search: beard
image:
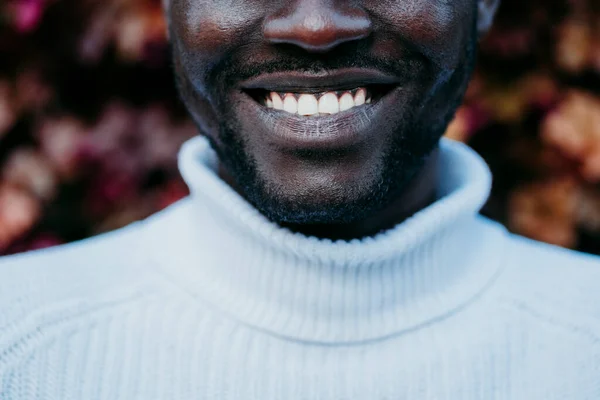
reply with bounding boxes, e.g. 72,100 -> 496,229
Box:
174,25 -> 478,226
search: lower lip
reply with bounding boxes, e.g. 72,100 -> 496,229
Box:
235,88 -> 401,151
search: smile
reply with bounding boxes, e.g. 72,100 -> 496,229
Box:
236,68 -> 406,150
262,88 -> 372,116
241,69 -> 399,119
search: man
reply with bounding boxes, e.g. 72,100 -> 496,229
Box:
1,0 -> 599,398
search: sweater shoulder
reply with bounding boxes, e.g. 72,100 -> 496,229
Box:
504,229 -> 600,275
0,221 -> 139,297
0,200 -> 193,378
0,222 -> 147,336
0,201 -> 191,364
0,199 -> 190,313
491,224 -> 600,331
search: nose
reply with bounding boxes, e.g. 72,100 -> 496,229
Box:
263,0 -> 372,52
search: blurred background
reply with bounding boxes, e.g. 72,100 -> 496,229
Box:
0,0 -> 599,255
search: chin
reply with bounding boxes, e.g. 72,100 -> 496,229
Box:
247,181 -> 386,225
208,112 -> 435,226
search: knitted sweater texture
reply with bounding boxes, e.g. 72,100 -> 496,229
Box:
0,136 -> 599,399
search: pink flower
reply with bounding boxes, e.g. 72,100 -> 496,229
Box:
27,233 -> 63,251
157,180 -> 189,210
2,148 -> 57,201
12,0 -> 49,33
0,81 -> 16,139
85,169 -> 139,217
508,178 -> 580,249
0,184 -> 41,252
36,116 -> 87,180
542,91 -> 600,182
555,19 -> 593,74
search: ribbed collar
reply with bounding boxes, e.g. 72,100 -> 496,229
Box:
153,135 -> 504,344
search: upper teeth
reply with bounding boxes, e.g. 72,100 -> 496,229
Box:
265,88 -> 372,116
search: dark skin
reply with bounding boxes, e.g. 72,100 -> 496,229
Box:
166,0 -> 500,240
218,149 -> 439,239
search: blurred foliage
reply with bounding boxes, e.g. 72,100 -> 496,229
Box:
447,0 -> 600,253
0,0 -> 599,255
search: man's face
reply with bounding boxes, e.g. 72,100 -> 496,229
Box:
168,0 -> 485,224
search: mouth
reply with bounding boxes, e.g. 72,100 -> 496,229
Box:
241,69 -> 398,118
236,68 -> 405,150
247,86 -> 397,116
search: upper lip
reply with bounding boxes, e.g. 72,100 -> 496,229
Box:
239,68 -> 401,93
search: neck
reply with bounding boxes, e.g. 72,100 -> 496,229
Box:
219,148 -> 440,240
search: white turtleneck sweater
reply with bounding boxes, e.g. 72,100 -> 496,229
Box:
1,136 -> 599,400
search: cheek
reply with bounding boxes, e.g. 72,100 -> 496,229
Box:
376,0 -> 472,69
170,0 -> 261,59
